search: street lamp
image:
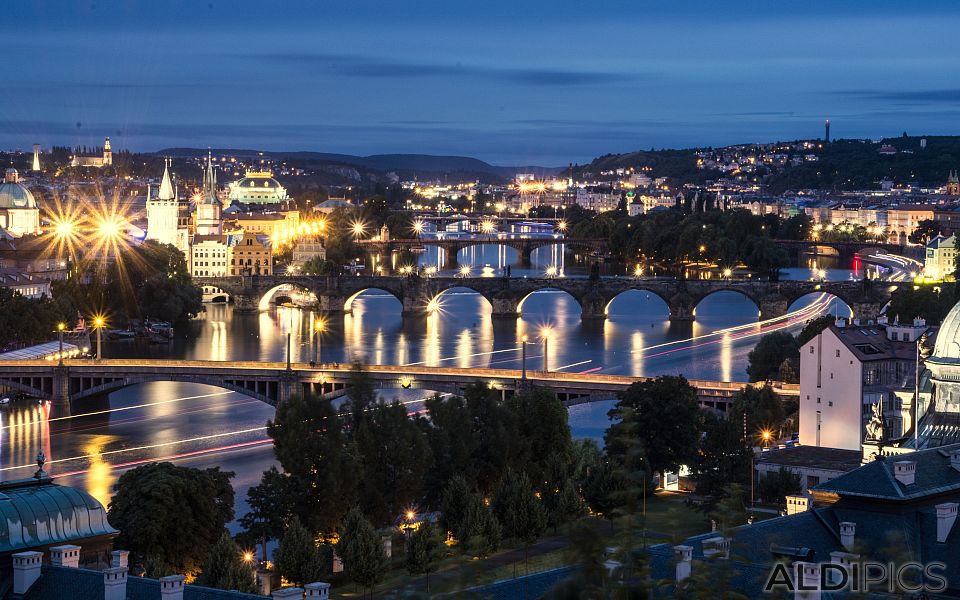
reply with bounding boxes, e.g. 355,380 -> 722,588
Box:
723,268 -> 733,279
93,315 -> 105,361
459,265 -> 471,278
313,318 -> 325,365
521,334 -> 528,380
481,220 -> 495,235
557,220 -> 568,233
57,322 -> 66,366
351,221 -> 367,239
412,219 -> 424,238
541,326 -> 552,372
761,429 -> 772,449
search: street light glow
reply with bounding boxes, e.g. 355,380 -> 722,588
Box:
313,318 -> 326,333
459,265 -> 471,277
540,326 -> 552,339
412,219 -> 424,235
351,221 -> 367,237
57,322 -> 66,332
557,220 -> 567,232
480,220 -> 495,234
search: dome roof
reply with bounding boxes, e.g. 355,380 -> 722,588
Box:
228,172 -> 288,204
237,176 -> 281,189
0,182 -> 37,209
931,300 -> 960,364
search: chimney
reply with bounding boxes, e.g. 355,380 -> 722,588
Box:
111,549 -> 129,568
256,569 -> 273,596
674,545 -> 693,582
893,460 -> 916,485
160,574 -> 185,600
786,495 -> 810,515
103,566 -> 128,600
852,318 -> 861,327
273,588 -> 304,600
794,562 -> 821,600
835,318 -> 847,329
936,503 -> 959,543
839,522 -> 856,551
49,545 -> 80,568
877,315 -> 888,325
950,449 -> 960,472
914,317 -> 926,328
305,582 -> 331,599
829,551 -> 859,585
12,551 -> 42,595
332,551 -> 343,573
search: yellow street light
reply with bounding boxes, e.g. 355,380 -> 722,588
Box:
722,268 -> 732,278
459,265 -> 471,277
412,219 -> 424,235
545,266 -> 557,278
243,551 -> 254,563
351,221 -> 367,238
406,510 -> 416,521
480,220 -> 495,234
557,220 -> 568,232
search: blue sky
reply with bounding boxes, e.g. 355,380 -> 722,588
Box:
3,1 -> 959,165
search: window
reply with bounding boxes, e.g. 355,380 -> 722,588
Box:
810,346 -> 814,354
807,475 -> 820,488
828,401 -> 833,407
836,349 -> 841,357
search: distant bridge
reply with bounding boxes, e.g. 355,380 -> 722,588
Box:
195,274 -> 895,322
770,239 -> 909,257
355,236 -> 607,267
0,359 -> 799,416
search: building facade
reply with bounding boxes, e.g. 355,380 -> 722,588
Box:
227,170 -> 288,204
70,137 -> 112,168
229,233 -> 272,275
0,169 -> 40,237
926,233 -> 956,280
145,159 -> 180,248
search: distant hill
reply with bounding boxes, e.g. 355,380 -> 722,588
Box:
156,148 -> 562,180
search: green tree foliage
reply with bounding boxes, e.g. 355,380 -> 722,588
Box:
440,477 -> 502,557
267,394 -> 359,534
354,400 -> 433,527
746,331 -> 799,382
238,467 -> 295,560
301,256 -> 334,275
689,413 -> 753,505
505,386 -> 572,484
728,385 -> 787,440
107,462 -> 235,577
757,467 -> 802,506
887,284 -> 957,325
404,521 -> 443,590
908,218 -> 942,245
796,315 -> 835,347
197,532 -> 258,594
274,516 -> 325,587
492,470 -> 546,545
336,507 -> 389,593
582,457 -> 624,526
540,455 -> 584,532
606,376 -> 702,486
0,288 -> 74,347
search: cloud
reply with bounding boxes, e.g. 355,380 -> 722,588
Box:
259,52 -> 639,86
837,89 -> 960,103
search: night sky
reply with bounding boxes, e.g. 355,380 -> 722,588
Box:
4,1 -> 959,165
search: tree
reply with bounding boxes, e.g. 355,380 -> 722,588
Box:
505,386 -> 572,485
238,467 -> 296,562
197,532 -> 258,594
354,401 -> 432,527
728,385 -> 787,440
405,521 -> 443,591
689,413 -> 753,505
336,507 -> 389,595
746,331 -> 799,382
605,376 -> 702,487
493,470 -> 546,546
582,457 -> 624,527
887,285 -> 957,325
420,394 -> 478,505
459,493 -> 502,558
274,516 -> 325,587
267,393 -> 359,535
796,314 -> 835,346
540,455 -> 584,533
757,467 -> 802,506
909,219 -> 941,245
107,462 -> 235,577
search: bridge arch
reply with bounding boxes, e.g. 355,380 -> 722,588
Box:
604,288 -> 672,318
787,291 -> 853,320
517,287 -> 583,317
344,287 -> 404,313
428,285 -> 495,315
693,289 -> 762,321
258,283 -> 318,311
72,375 -> 278,405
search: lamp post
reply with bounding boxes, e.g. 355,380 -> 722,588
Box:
521,335 -> 528,380
93,316 -> 105,361
286,332 -> 292,371
313,318 -> 325,365
57,322 -> 66,366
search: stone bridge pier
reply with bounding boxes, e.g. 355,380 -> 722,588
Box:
443,246 -> 459,269
759,295 -> 790,322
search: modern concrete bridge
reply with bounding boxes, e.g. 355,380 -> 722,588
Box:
195,274 -> 894,322
0,359 -> 798,416
355,236 -> 607,268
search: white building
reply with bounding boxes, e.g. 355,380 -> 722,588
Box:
146,159 -> 180,248
799,318 -> 926,452
0,169 -> 40,237
925,234 -> 956,280
228,171 -> 288,204
190,235 -> 231,302
575,188 -> 619,212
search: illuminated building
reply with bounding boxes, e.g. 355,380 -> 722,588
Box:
145,159 -> 180,247
0,169 -> 40,237
925,234 -> 957,280
223,210 -> 300,249
31,144 -> 41,172
69,136 -> 112,167
227,170 -> 288,204
195,152 -> 222,236
947,170 -> 960,196
292,235 -> 326,269
229,232 -> 272,275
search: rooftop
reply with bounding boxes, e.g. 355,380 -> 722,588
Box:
755,445 -> 862,473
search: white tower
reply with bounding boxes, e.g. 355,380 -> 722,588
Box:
103,137 -> 112,166
146,159 -> 180,246
196,151 -> 222,236
31,145 -> 41,172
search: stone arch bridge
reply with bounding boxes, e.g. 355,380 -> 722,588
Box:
355,236 -> 607,268
0,359 -> 798,416
195,274 -> 895,322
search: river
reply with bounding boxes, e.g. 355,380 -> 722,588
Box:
0,246 -> 883,523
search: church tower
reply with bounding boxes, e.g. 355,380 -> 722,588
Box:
102,137 -> 112,166
948,170 -> 960,196
31,145 -> 41,172
146,159 -> 180,246
196,152 -> 222,236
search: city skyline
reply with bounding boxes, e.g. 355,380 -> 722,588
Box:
5,1 -> 960,165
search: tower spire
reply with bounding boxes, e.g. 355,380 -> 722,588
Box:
158,158 -> 174,200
